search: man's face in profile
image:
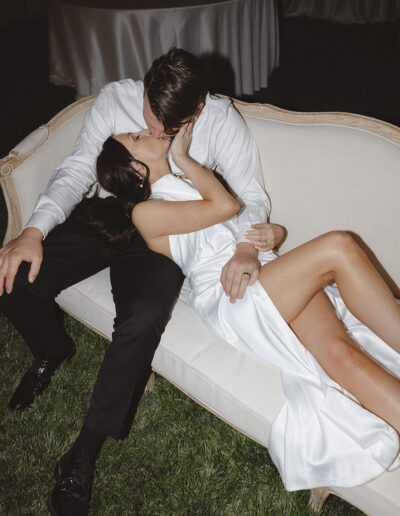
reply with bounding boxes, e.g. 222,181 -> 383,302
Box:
143,93 -> 198,140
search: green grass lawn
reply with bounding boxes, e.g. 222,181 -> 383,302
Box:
0,310 -> 365,515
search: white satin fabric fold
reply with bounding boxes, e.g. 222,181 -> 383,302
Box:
152,173 -> 400,491
49,0 -> 279,98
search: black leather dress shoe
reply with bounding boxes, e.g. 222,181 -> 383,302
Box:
48,450 -> 94,516
8,341 -> 75,411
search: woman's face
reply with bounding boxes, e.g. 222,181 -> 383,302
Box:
113,130 -> 170,167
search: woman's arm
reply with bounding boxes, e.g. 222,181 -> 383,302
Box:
132,122 -> 240,242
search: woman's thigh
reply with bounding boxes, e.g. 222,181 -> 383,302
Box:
288,290 -> 398,407
258,241 -> 357,381
289,290 -> 355,362
258,234 -> 339,323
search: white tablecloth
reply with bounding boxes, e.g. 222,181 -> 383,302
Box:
49,0 -> 280,99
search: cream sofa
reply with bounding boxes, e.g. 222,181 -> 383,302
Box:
1,96 -> 400,515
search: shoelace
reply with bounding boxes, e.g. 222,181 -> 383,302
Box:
32,359 -> 51,376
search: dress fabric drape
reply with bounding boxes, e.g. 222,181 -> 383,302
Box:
49,0 -> 279,98
152,173 -> 400,491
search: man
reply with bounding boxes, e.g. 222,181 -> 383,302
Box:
0,48 -> 283,515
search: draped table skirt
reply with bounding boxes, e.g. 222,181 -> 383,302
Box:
49,0 -> 280,98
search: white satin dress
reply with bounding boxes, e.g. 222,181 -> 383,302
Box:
151,173 -> 400,491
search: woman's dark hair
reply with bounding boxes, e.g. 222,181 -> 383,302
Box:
144,47 -> 207,134
75,136 -> 151,246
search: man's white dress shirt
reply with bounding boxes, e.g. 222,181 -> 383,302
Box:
27,80 -> 270,242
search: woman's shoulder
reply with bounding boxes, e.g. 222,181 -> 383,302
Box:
132,198 -> 164,218
132,198 -> 178,241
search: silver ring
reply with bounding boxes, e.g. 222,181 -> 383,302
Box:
242,271 -> 251,277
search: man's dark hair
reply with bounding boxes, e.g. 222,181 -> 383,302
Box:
144,47 -> 207,134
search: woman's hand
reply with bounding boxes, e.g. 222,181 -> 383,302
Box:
170,120 -> 194,169
245,222 -> 286,252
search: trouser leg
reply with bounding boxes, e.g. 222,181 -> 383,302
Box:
0,218 -> 113,359
84,233 -> 184,439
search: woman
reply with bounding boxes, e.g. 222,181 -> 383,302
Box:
78,123 -> 400,490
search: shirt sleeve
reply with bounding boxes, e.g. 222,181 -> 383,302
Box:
212,102 -> 270,243
25,86 -> 115,238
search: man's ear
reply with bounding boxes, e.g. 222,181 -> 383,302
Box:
194,102 -> 204,117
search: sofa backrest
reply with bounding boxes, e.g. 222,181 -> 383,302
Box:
1,96 -> 399,294
237,102 -> 400,296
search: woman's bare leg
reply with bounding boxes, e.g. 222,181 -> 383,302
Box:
258,231 -> 400,432
259,231 -> 400,353
291,291 -> 400,433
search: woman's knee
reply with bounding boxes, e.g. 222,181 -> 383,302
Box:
319,231 -> 361,265
323,230 -> 355,250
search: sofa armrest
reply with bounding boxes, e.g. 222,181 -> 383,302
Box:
0,95 -> 96,245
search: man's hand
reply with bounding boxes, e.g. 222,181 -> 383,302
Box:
245,222 -> 286,252
0,227 -> 44,295
220,242 -> 261,303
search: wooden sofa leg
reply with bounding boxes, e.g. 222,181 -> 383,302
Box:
145,371 -> 156,392
308,487 -> 331,513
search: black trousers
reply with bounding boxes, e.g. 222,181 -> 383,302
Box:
0,215 -> 184,439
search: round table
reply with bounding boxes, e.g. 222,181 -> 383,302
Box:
49,0 -> 280,98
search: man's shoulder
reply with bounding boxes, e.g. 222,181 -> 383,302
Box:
203,94 -> 244,125
201,94 -> 244,133
204,93 -> 232,116
100,79 -> 144,99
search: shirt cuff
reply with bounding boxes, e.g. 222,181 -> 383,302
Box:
24,212 -> 58,239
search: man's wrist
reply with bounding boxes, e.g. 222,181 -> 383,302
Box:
22,227 -> 44,241
235,241 -> 258,257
